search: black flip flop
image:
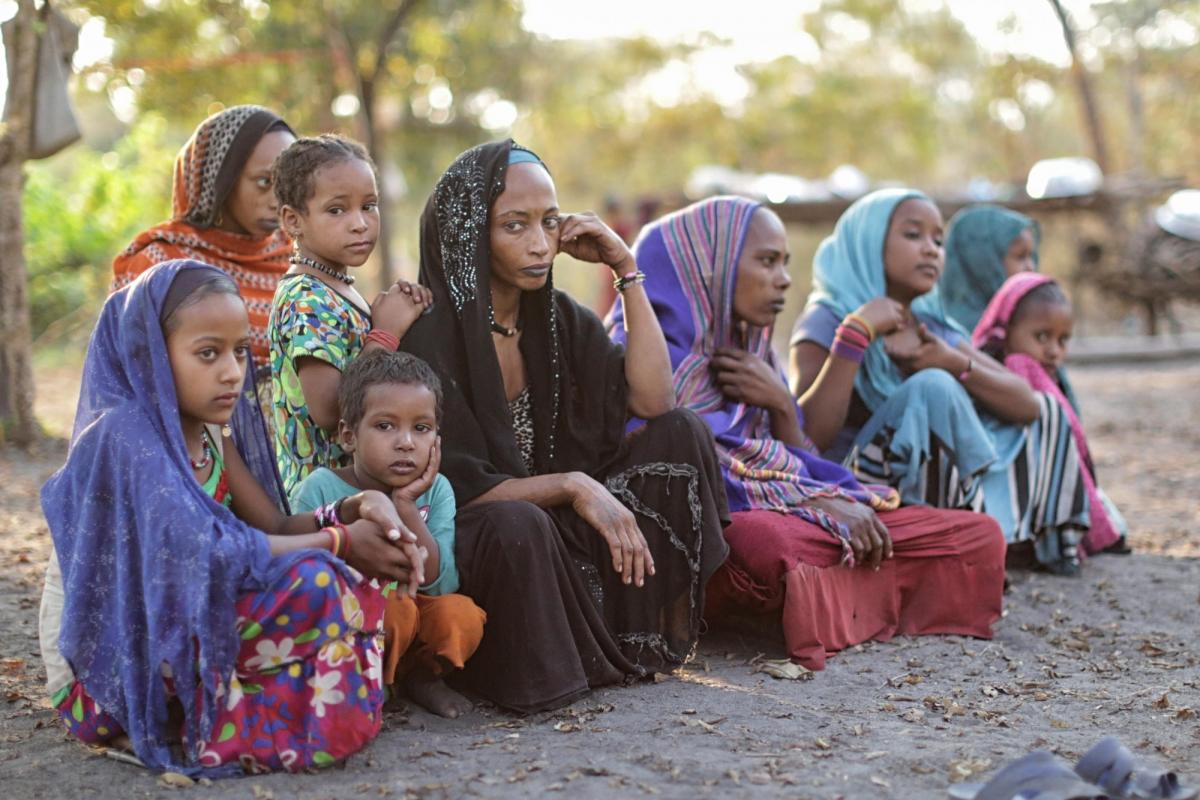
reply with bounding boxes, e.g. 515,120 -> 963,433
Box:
1076,737 -> 1196,799
948,751 -> 1109,799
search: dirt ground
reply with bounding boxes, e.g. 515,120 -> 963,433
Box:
1,360 -> 1197,799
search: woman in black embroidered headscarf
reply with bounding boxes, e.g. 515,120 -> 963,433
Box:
401,140 -> 729,713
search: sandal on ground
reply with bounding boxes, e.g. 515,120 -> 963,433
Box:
948,751 -> 1109,799
1043,558 -> 1082,577
1075,737 -> 1197,799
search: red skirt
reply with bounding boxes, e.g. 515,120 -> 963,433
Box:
706,507 -> 1005,669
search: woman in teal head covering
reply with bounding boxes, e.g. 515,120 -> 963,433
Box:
941,204 -> 1085,416
789,189 -> 1092,574
941,205 -> 1040,332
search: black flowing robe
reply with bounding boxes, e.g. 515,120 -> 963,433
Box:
401,139 -> 728,712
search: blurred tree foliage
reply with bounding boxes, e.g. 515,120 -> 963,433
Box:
24,114 -> 174,339
22,0 -> 1200,331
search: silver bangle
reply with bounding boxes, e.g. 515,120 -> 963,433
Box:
613,271 -> 646,292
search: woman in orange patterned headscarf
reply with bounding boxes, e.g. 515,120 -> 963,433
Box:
112,105 -> 295,366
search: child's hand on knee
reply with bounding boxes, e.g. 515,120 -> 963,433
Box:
396,542 -> 427,597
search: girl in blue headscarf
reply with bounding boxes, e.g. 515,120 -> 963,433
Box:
942,203 -> 1093,479
789,190 -> 1091,574
39,260 -> 424,776
941,204 -> 1040,333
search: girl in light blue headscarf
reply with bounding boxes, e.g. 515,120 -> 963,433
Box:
789,189 -> 1091,574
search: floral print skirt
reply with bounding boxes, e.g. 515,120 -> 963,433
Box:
53,555 -> 387,773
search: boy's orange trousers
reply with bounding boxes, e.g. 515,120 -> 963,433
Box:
381,592 -> 486,683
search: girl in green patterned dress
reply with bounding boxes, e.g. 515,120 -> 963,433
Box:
268,135 -> 432,491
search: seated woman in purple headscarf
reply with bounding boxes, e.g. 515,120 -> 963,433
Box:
39,260 -> 424,776
608,197 -> 1006,669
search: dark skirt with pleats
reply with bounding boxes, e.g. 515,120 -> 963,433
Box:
453,409 -> 729,713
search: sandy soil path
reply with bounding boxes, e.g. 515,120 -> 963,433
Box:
1,362 -> 1196,798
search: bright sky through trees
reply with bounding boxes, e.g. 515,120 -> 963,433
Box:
0,0 -> 1107,115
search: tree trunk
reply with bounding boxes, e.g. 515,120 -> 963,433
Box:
320,1 -> 418,291
1048,0 -> 1112,174
1125,50 -> 1146,177
358,75 -> 393,290
355,0 -> 418,290
0,0 -> 41,446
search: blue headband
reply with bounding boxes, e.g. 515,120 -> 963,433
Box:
508,146 -> 545,167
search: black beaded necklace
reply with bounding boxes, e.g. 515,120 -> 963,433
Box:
290,254 -> 355,286
488,303 -> 520,337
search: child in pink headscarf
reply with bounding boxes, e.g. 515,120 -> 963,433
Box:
973,272 -> 1126,555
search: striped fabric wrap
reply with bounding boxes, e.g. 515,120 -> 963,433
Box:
658,197 -> 760,420
610,196 -> 898,561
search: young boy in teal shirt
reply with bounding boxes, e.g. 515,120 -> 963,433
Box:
290,350 -> 484,718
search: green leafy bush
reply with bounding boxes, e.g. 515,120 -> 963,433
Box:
23,115 -> 176,341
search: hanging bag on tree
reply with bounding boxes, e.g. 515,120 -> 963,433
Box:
1,3 -> 81,159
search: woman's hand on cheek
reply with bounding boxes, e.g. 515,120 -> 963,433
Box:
558,213 -> 635,275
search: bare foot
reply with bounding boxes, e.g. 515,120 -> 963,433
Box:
402,667 -> 473,719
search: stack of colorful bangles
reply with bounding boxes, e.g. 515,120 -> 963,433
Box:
321,524 -> 351,559
832,312 -> 876,364
315,499 -> 350,558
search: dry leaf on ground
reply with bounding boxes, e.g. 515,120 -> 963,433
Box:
948,758 -> 993,782
157,772 -> 194,789
753,659 -> 814,680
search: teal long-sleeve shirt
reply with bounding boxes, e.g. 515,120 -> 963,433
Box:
288,468 -> 459,595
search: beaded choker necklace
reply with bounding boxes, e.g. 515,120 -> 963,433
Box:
190,431 -> 212,471
290,254 -> 355,285
489,304 -> 520,337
